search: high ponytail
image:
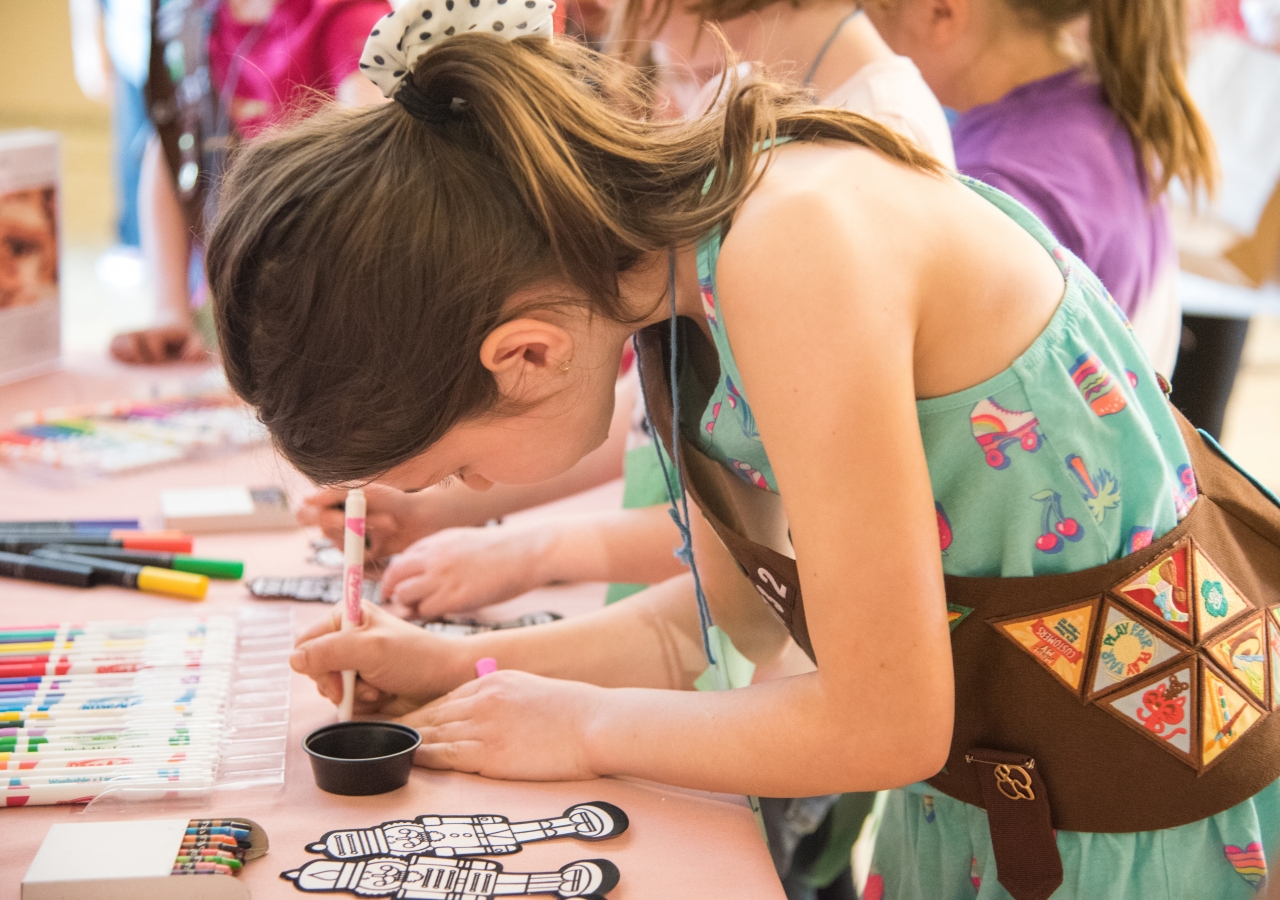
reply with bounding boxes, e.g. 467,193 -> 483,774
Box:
1010,0 -> 1217,197
206,34 -> 941,486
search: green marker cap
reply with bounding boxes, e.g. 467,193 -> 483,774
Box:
173,556 -> 244,580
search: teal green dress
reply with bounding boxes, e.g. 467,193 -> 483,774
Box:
686,175 -> 1279,899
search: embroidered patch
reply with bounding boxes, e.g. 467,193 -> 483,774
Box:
970,397 -> 1041,470
1114,542 -> 1193,638
1068,352 -> 1127,417
1269,611 -> 1280,711
947,603 -> 972,633
1224,842 -> 1268,890
1203,661 -> 1263,770
993,600 -> 1097,693
1088,601 -> 1188,698
1207,613 -> 1268,706
1098,663 -> 1196,765
1065,453 -> 1120,525
1193,548 -> 1252,638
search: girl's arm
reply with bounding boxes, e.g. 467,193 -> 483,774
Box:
110,137 -> 206,364
291,570 -> 711,708
379,504 -> 684,620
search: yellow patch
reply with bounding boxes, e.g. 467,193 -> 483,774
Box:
1203,664 -> 1263,769
1193,549 -> 1253,640
1207,614 -> 1269,706
994,600 -> 1096,693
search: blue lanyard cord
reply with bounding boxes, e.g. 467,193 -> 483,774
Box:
650,248 -> 719,667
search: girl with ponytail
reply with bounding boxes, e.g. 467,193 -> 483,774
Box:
212,7 -> 1280,900
865,0 -> 1215,376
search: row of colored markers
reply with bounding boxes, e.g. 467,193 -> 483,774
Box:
0,617 -> 235,806
173,819 -> 253,875
0,519 -> 244,601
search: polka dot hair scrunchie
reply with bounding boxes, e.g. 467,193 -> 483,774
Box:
360,0 -> 558,98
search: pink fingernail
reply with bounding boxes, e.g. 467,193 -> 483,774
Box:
475,657 -> 497,678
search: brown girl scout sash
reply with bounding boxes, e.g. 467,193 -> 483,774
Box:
636,319 -> 1280,900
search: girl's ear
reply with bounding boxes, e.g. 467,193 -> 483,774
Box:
479,317 -> 576,403
925,0 -> 966,41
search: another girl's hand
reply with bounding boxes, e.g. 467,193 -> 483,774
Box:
290,602 -> 468,714
399,670 -> 604,782
380,525 -> 550,620
297,484 -> 426,559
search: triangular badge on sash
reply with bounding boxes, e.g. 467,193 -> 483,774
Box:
1268,609 -> 1280,712
1192,547 -> 1254,641
1113,540 -> 1194,640
1202,659 -> 1264,772
1086,600 -> 1190,700
1097,662 -> 1197,767
947,603 -> 973,633
991,599 -> 1098,695
1206,612 -> 1269,707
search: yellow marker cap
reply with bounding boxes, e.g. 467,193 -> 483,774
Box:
136,566 -> 208,600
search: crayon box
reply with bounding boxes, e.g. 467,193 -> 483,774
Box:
21,817 -> 267,899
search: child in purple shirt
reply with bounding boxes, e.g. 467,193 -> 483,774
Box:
865,0 -> 1216,376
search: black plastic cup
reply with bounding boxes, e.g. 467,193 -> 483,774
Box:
304,721 -> 422,796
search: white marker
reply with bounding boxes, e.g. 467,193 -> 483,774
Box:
338,489 -> 366,722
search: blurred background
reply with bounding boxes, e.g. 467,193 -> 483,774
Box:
1,2 -> 155,355
0,0 -> 1275,489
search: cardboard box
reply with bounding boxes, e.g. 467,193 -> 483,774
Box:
0,130 -> 61,386
22,817 -> 268,900
160,485 -> 296,533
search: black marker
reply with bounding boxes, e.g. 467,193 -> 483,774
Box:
0,551 -> 93,588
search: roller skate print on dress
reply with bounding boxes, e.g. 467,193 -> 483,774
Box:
305,803 -> 629,860
281,856 -> 621,899
969,398 -> 1042,469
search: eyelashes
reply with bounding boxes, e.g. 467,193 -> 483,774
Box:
435,474 -> 460,489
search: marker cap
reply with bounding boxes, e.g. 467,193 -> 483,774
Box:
136,567 -> 208,600
120,535 -> 194,553
173,556 -> 244,580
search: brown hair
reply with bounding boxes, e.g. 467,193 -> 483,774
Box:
1007,0 -> 1216,197
206,34 -> 940,486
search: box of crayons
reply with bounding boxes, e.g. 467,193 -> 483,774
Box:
22,817 -> 266,899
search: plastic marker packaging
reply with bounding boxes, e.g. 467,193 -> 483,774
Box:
0,607 -> 293,810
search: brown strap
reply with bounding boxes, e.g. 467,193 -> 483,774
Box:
967,749 -> 1063,900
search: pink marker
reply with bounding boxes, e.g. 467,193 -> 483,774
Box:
475,658 -> 497,678
338,489 -> 366,722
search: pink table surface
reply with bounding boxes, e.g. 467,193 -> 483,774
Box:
0,355 -> 782,899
